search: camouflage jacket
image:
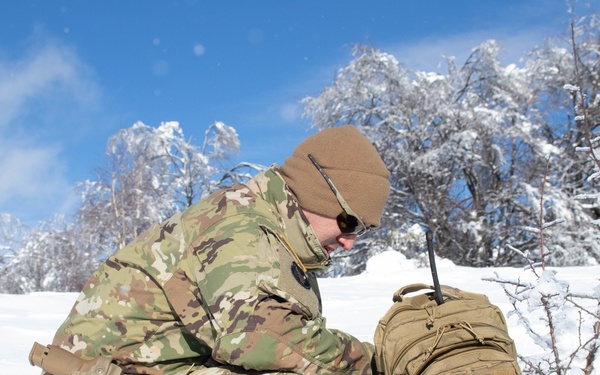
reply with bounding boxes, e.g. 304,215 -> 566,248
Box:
52,166 -> 375,374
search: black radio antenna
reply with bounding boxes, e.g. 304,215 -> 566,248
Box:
426,230 -> 444,305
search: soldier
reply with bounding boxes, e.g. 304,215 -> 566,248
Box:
42,125 -> 390,374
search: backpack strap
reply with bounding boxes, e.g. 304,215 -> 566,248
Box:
393,283 -> 464,303
393,283 -> 433,302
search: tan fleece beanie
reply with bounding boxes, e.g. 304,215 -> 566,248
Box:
280,125 -> 390,228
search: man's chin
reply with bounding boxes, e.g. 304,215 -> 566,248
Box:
324,245 -> 340,256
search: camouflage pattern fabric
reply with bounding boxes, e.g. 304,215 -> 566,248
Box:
51,166 -> 375,374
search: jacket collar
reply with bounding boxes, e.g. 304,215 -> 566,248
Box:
246,165 -> 331,270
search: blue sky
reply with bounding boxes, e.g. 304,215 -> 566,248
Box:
0,1 -> 593,226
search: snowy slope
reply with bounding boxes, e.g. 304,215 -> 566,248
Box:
1,251 -> 598,374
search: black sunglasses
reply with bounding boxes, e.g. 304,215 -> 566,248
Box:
307,154 -> 368,236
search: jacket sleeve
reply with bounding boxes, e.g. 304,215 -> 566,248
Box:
213,292 -> 375,374
186,227 -> 375,374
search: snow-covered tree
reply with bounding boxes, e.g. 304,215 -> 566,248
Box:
302,43 -> 552,267
524,12 -> 600,265
160,120 -> 242,208
0,213 -> 26,265
0,215 -> 97,293
77,121 -> 175,252
487,16 -> 600,374
0,120 -> 247,293
487,168 -> 599,374
302,10 -> 600,269
77,120 -> 241,254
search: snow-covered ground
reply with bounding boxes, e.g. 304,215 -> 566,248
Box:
1,251 -> 598,374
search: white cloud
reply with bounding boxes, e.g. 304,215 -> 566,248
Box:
0,43 -> 99,130
0,141 -> 67,201
0,137 -> 76,226
384,26 -> 554,73
0,40 -> 101,224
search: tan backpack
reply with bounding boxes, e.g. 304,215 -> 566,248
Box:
373,283 -> 522,375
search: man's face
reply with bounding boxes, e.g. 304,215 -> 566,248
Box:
302,209 -> 358,255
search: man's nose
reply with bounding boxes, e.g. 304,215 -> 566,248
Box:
337,234 -> 357,250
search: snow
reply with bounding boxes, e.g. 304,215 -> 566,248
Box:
1,252 -> 598,374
